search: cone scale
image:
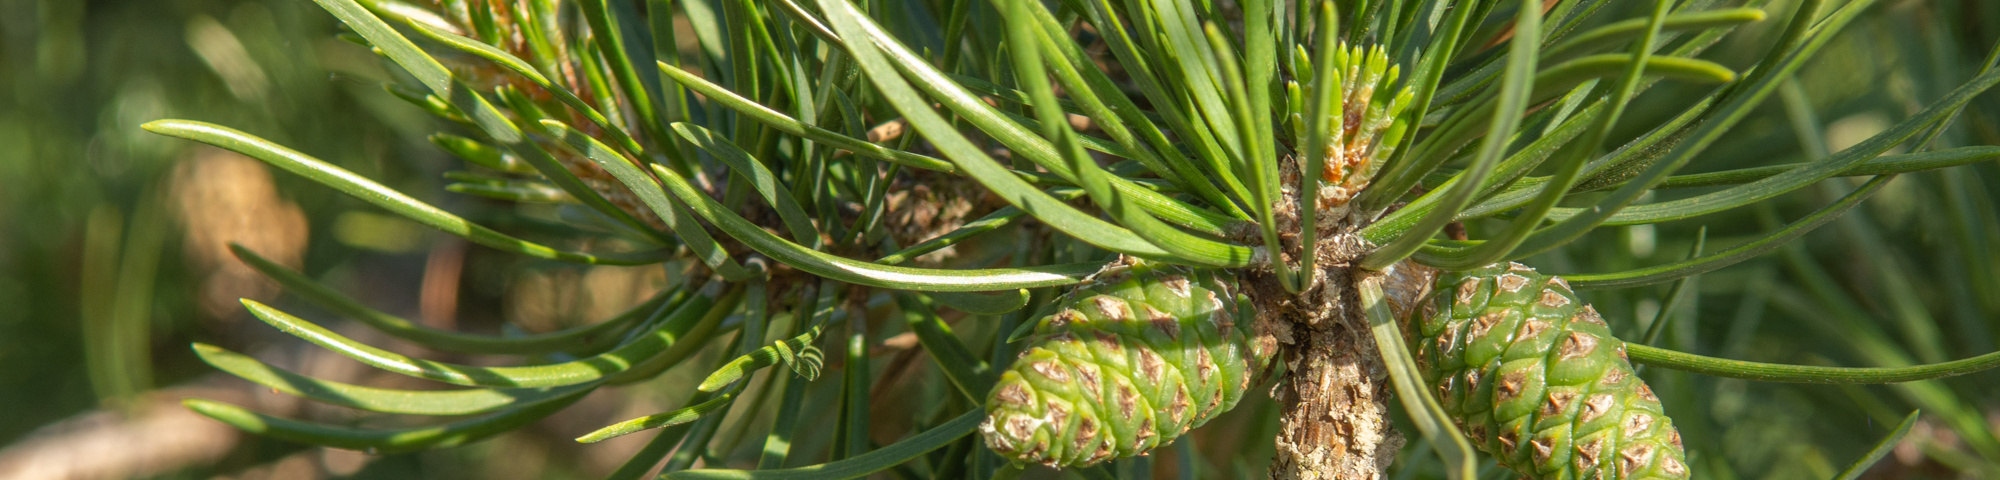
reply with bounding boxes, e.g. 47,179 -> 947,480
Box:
1413,263 -> 1689,479
981,259 -> 1272,468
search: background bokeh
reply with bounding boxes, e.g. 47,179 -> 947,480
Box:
0,0 -> 637,477
3,0 -> 2000,479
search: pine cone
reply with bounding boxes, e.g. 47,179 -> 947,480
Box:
1412,262 -> 1688,479
981,259 -> 1272,467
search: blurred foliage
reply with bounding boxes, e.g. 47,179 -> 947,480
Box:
1495,2 -> 2000,478
0,0 -> 447,467
0,1 -> 695,477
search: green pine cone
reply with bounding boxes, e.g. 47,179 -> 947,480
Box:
981,259 -> 1271,467
1413,263 -> 1688,479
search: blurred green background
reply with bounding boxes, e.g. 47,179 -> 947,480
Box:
0,0 -> 524,477
0,0 -> 702,475
4,0 -> 2000,479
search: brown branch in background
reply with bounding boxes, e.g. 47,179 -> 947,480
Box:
1480,0 -> 1564,50
0,382 -> 254,480
866,119 -> 908,144
420,238 -> 467,329
171,146 -> 309,323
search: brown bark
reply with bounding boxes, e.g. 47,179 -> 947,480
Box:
1245,232 -> 1405,480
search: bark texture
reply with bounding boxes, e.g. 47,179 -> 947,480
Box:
1247,233 -> 1404,480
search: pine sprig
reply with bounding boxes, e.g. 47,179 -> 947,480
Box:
138,0 -> 2000,478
